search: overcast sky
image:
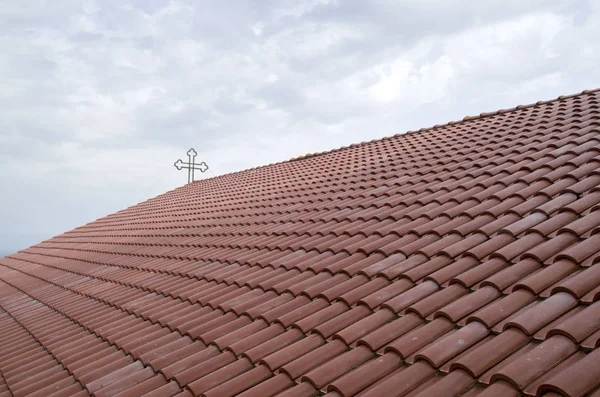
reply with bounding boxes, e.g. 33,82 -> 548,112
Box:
1,0 -> 599,255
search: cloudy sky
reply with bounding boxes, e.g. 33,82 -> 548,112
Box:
1,0 -> 599,255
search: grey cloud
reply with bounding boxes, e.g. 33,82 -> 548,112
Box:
1,0 -> 599,254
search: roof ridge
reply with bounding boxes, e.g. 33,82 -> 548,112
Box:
192,87 -> 600,184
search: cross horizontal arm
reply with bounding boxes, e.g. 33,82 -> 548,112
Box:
174,159 -> 209,172
177,164 -> 209,170
175,162 -> 206,167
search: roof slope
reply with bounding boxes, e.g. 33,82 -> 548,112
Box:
2,89 -> 600,397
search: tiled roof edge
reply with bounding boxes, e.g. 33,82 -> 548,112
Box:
194,87 -> 600,182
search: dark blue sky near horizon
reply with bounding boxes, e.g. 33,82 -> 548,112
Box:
1,0 -> 599,255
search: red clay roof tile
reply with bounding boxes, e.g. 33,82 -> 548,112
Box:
536,347 -> 600,397
491,335 -> 578,390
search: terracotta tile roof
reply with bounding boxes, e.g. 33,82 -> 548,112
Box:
2,88 -> 600,397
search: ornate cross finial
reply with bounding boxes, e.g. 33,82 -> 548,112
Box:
174,148 -> 209,184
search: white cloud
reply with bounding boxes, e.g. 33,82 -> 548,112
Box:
443,12 -> 569,80
273,0 -> 339,20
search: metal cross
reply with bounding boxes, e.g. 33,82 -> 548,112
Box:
174,148 -> 209,184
